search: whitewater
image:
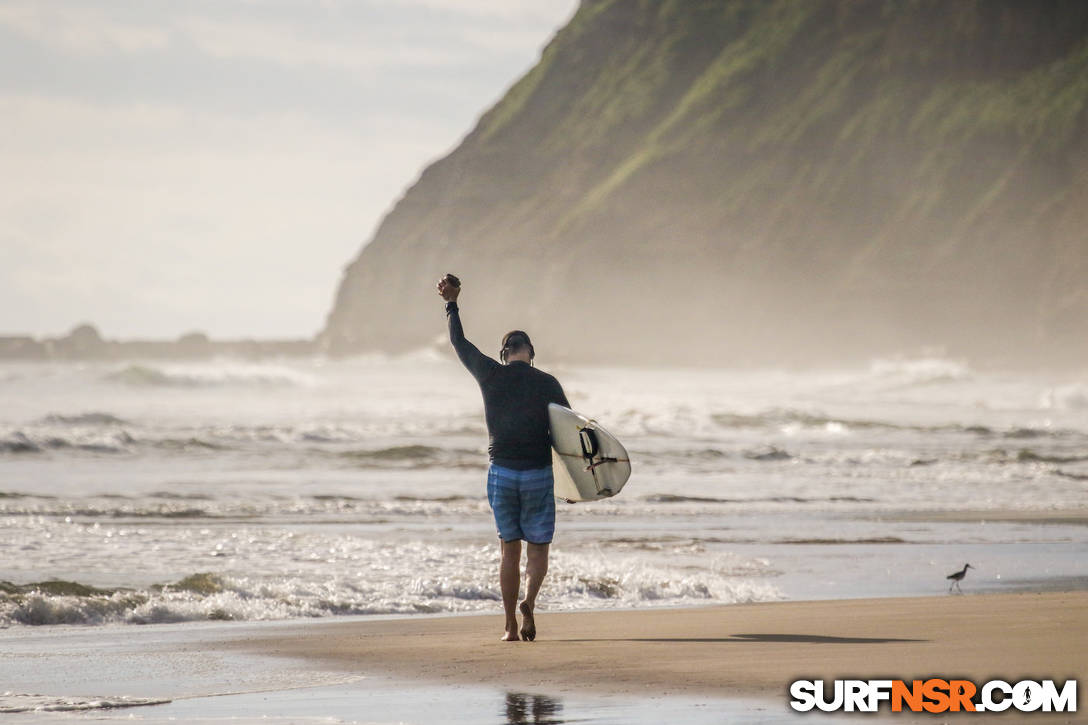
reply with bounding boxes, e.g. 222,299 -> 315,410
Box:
1,353 -> 1085,627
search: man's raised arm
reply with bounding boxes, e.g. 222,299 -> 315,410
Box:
437,274 -> 497,382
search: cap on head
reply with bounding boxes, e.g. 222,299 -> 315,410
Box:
500,330 -> 534,363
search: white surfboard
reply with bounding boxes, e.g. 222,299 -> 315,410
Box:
549,404 -> 631,503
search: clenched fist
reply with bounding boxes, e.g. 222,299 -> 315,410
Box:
437,273 -> 461,302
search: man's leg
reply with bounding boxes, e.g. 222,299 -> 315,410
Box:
519,542 -> 549,641
500,539 -> 522,641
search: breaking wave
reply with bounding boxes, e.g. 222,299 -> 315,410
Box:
104,363 -> 316,388
1012,449 -> 1088,465
643,494 -> 875,505
0,693 -> 169,714
0,547 -> 782,627
743,445 -> 792,461
867,356 -> 971,385
0,424 -> 486,469
37,411 -> 129,426
1040,383 -> 1088,411
709,408 -> 1081,440
0,493 -> 491,520
337,444 -> 484,469
0,429 -> 135,455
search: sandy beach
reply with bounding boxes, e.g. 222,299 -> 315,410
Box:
2,591 -> 1082,723
227,592 -> 1086,717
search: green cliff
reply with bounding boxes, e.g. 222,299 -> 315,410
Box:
322,0 -> 1088,366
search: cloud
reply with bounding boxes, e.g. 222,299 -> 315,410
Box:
174,3 -> 569,74
175,14 -> 472,74
0,0 -> 575,123
368,0 -> 576,24
0,0 -> 579,337
0,94 -> 452,338
0,2 -> 169,55
0,0 -> 573,70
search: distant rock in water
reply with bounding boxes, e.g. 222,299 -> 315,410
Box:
321,0 -> 1088,367
55,324 -> 107,358
0,324 -> 314,361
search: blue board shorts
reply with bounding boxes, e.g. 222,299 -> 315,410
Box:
486,463 -> 555,544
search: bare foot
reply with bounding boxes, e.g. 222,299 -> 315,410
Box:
501,630 -> 520,642
519,601 -> 536,642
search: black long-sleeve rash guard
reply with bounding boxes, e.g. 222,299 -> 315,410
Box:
446,300 -> 569,470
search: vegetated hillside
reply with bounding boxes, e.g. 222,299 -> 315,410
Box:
322,0 -> 1088,367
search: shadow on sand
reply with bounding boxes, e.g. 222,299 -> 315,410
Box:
559,633 -> 925,644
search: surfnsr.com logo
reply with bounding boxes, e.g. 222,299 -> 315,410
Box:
789,679 -> 1077,713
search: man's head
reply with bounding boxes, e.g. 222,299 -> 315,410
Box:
500,330 -> 534,364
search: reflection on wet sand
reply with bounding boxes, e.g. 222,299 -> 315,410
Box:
504,692 -> 564,724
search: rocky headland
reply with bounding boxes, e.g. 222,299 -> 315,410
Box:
321,0 -> 1088,367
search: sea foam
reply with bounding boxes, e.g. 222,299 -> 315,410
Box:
1041,383 -> 1088,411
0,545 -> 783,627
0,693 -> 169,714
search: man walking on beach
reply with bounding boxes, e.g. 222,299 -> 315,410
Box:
437,274 -> 569,642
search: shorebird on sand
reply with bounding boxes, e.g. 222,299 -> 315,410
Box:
947,563 -> 972,593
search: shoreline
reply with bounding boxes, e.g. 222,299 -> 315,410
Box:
223,591 -> 1087,707
1,591 -> 1083,722
880,508 -> 1088,526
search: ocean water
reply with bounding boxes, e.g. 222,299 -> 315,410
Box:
1,353 -> 1085,628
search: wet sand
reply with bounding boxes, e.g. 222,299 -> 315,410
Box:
228,592 -> 1086,709
1,593 -> 1082,722
884,508 -> 1088,526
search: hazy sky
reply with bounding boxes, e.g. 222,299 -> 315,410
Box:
1,0 -> 577,339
